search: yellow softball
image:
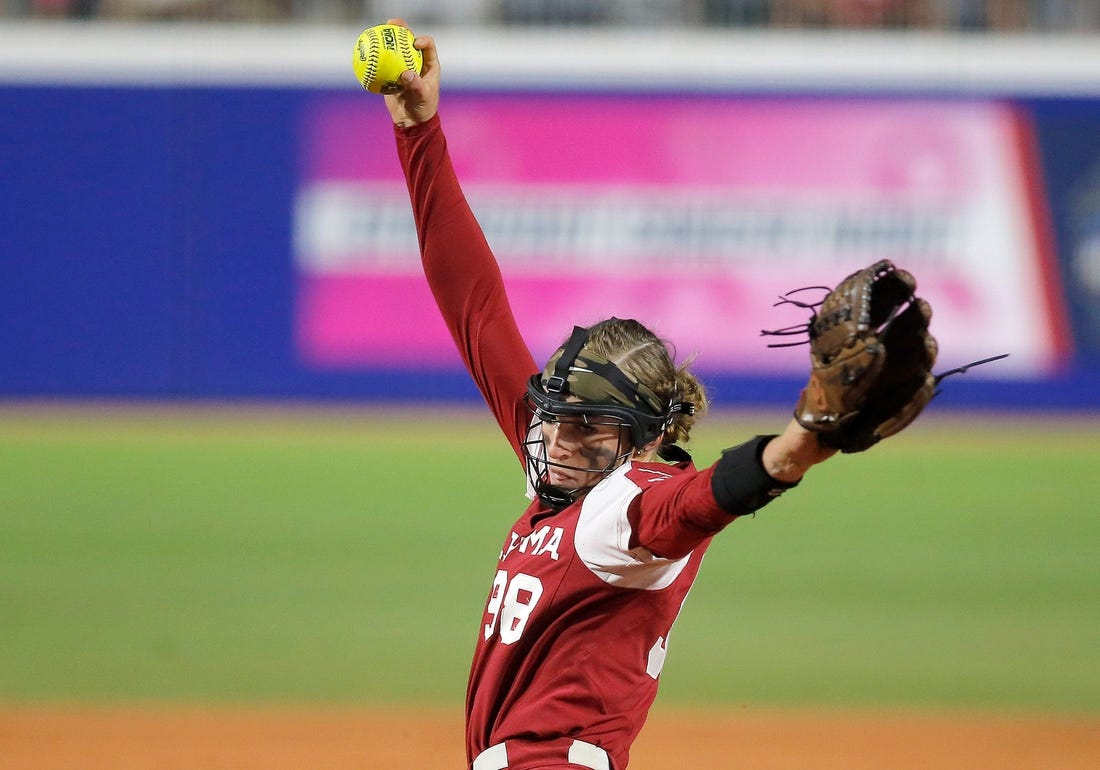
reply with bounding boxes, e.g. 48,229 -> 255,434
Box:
352,24 -> 423,95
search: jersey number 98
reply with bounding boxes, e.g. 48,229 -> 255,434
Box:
484,570 -> 544,645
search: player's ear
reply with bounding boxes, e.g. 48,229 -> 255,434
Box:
634,435 -> 663,459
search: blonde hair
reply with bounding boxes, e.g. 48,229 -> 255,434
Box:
584,318 -> 708,447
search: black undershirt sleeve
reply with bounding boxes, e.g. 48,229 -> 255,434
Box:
709,435 -> 800,516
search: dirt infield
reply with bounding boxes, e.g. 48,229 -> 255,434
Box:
2,706 -> 1098,769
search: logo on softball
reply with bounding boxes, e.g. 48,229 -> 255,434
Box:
381,26 -> 397,51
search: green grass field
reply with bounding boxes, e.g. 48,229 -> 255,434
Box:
2,404 -> 1098,714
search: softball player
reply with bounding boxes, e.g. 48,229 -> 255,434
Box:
382,23 -> 837,770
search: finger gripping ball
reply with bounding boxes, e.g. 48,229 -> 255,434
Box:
353,24 -> 423,95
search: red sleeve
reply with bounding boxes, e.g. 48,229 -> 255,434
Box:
626,436 -> 798,558
625,465 -> 737,560
395,115 -> 536,463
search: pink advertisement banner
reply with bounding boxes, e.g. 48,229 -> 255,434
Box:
294,94 -> 1067,377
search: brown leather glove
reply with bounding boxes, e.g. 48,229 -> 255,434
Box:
792,260 -> 938,453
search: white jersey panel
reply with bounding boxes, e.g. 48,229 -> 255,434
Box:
574,463 -> 692,590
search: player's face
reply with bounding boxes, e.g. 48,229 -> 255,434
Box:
540,415 -> 630,491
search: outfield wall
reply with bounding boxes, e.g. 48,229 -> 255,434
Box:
2,22 -> 1099,408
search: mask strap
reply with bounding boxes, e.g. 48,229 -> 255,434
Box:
546,325 -> 589,395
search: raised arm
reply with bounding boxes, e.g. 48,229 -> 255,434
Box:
383,22 -> 536,461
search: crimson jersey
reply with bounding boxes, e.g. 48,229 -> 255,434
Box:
396,116 -> 771,770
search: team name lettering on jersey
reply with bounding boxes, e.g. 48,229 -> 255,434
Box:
500,525 -> 564,562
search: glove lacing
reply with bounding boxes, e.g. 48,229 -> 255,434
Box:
931,353 -> 1010,397
759,286 -> 831,348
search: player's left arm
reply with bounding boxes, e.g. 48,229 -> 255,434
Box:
627,430 -> 819,559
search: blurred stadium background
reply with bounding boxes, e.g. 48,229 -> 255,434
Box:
6,0 -> 1100,31
2,1 -> 1100,407
1,3 -> 1098,768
